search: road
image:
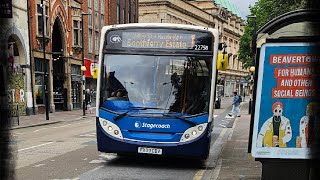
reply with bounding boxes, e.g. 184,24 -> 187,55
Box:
12,98 -> 236,180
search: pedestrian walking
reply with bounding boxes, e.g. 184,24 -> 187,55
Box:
85,89 -> 93,114
229,91 -> 241,117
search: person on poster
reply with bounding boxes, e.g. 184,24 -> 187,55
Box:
256,102 -> 292,148
298,102 -> 319,148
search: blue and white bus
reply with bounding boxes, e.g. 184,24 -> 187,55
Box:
96,23 -> 219,160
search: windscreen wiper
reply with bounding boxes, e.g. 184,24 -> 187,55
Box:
162,114 -> 197,126
113,107 -> 168,121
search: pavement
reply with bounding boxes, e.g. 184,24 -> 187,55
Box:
213,102 -> 262,180
8,108 -> 96,130
9,97 -> 262,180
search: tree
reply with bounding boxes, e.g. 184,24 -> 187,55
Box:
238,0 -> 307,68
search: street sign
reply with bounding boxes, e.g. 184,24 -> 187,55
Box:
251,42 -> 320,159
0,0 -> 12,18
217,53 -> 228,71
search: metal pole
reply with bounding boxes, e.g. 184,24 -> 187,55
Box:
248,98 -> 252,114
82,13 -> 86,116
41,0 -> 49,120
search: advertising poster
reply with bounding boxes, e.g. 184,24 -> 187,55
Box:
251,43 -> 320,159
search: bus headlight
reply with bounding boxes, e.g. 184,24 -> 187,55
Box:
114,130 -> 119,135
180,123 -> 207,143
192,130 -> 197,136
99,118 -> 123,140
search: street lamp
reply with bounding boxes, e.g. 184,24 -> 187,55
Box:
249,66 -> 255,85
249,66 -> 255,73
248,66 -> 255,114
41,0 -> 49,120
81,12 -> 90,116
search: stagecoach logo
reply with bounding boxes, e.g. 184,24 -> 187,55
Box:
110,35 -> 122,43
134,121 -> 171,129
134,121 -> 142,128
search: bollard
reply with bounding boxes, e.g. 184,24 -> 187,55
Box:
248,99 -> 252,114
83,100 -> 86,116
16,104 -> 19,125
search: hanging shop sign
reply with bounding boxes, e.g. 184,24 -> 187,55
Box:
84,60 -> 98,78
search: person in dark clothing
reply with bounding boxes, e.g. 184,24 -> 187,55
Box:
107,71 -> 127,97
85,89 -> 93,113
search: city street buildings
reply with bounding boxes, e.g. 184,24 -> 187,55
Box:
27,0 -> 138,115
82,0 -> 139,106
139,0 -> 249,97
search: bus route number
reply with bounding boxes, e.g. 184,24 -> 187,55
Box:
195,45 -> 209,51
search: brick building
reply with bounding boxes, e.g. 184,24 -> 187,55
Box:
82,0 -> 139,107
28,0 -> 139,114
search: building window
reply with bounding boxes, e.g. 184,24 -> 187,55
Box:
94,0 -> 98,11
128,0 -> 131,23
101,14 -> 105,27
88,9 -> 93,27
73,20 -> 82,46
117,0 -> 120,24
122,0 -> 126,24
94,11 -> 99,30
122,8 -> 125,24
37,4 -> 49,36
88,29 -> 93,53
34,58 -> 49,105
88,0 -> 92,8
88,1 -> 93,53
71,64 -> 81,75
101,0 -> 105,26
133,0 -> 136,22
101,0 -> 105,13
95,32 -> 99,54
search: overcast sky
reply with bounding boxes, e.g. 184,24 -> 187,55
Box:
228,0 -> 258,19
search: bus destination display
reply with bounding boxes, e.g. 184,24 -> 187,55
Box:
106,29 -> 213,52
122,32 -> 196,49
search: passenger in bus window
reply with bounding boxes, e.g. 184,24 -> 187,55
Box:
107,71 -> 126,97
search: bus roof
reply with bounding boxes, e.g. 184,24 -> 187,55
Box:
101,23 -> 218,33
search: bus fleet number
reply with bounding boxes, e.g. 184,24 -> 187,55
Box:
195,45 -> 209,51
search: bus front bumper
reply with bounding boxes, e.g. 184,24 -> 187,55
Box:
96,122 -> 212,160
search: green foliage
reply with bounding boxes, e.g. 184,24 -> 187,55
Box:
238,0 -> 307,68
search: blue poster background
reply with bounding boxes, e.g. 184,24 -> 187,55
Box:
257,45 -> 320,148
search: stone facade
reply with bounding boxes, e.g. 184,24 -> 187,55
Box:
1,0 -> 33,116
139,0 -> 250,97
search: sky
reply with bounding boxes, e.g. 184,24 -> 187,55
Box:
228,0 -> 258,19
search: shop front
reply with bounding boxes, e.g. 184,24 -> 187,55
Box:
71,64 -> 82,109
84,59 -> 97,107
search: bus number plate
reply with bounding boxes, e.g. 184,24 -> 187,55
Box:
138,147 -> 162,155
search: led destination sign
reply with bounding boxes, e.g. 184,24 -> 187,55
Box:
105,28 -> 213,52
122,32 -> 195,49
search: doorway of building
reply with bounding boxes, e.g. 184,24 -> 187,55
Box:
52,18 -> 66,111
